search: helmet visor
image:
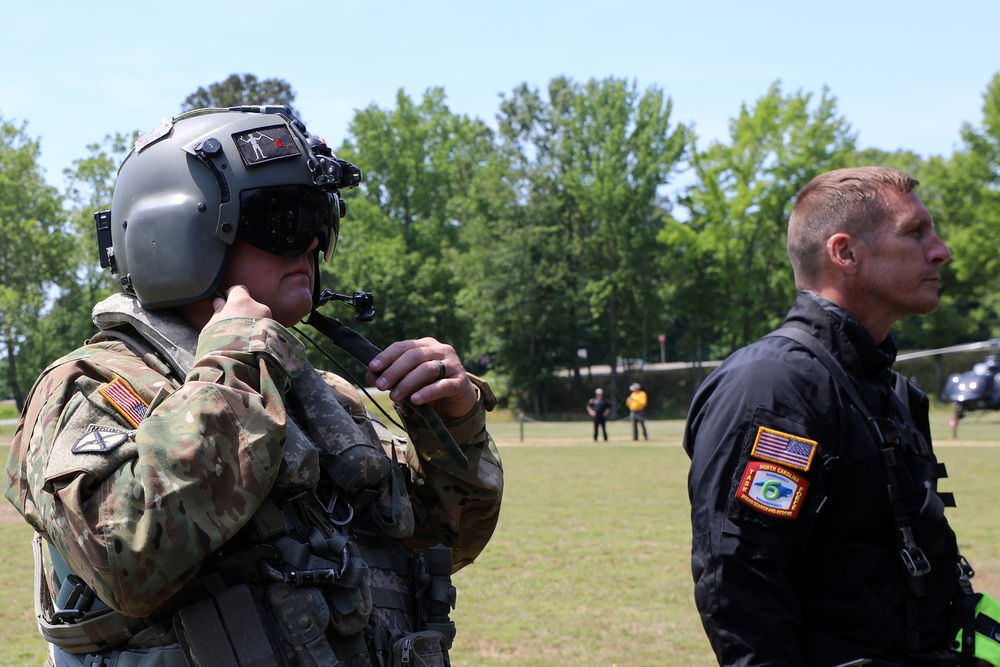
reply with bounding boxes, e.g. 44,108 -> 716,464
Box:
237,185 -> 339,259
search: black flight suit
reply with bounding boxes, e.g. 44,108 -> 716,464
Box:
684,291 -> 964,666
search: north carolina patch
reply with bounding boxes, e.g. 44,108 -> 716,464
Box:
750,426 -> 817,472
233,125 -> 301,166
72,428 -> 129,454
735,461 -> 809,519
97,377 -> 148,428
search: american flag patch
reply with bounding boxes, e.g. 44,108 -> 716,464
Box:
750,426 -> 817,472
97,377 -> 148,428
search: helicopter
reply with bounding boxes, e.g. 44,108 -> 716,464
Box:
896,339 -> 1000,437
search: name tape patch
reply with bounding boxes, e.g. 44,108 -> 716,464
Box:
750,426 -> 817,472
735,461 -> 809,519
97,377 -> 149,428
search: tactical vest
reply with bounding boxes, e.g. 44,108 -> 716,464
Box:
37,303 -> 457,667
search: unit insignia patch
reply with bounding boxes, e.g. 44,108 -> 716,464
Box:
735,461 -> 809,519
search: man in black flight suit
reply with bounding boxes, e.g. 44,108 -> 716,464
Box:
684,167 -> 989,666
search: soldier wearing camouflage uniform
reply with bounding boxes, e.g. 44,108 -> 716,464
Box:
3,106 -> 504,667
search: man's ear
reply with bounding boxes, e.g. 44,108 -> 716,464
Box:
826,232 -> 858,275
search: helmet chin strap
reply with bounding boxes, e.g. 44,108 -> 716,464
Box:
303,303 -> 469,471
311,250 -> 324,310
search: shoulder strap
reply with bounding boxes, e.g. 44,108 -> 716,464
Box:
90,326 -> 185,383
767,326 -> 930,652
766,327 -> 875,420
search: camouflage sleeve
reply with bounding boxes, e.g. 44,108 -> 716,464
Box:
3,317 -> 304,617
397,374 -> 504,571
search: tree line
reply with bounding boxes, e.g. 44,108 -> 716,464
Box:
3,73 -> 1000,417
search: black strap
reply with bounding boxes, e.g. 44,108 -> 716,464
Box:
174,584 -> 276,667
305,309 -> 469,470
174,598 -> 241,667
767,327 -> 929,652
766,329 -> 929,564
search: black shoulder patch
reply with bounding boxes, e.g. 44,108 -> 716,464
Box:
232,125 -> 301,166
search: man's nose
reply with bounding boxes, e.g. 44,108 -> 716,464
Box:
929,233 -> 951,265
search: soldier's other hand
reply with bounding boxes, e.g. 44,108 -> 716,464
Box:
206,285 -> 273,329
367,338 -> 477,420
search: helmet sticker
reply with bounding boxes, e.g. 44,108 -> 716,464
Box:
134,118 -> 174,152
232,125 -> 301,166
735,461 -> 809,519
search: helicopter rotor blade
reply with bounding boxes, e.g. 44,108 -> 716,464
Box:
896,339 -> 999,361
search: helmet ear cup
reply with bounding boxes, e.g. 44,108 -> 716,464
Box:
122,194 -> 231,307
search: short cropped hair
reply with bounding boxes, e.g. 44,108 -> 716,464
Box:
787,167 -> 919,287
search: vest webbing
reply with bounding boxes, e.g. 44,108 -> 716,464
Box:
767,327 -> 940,654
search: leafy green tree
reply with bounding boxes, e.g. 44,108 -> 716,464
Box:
45,134 -> 131,354
464,77 -> 687,414
926,73 -> 1000,343
182,74 -> 298,116
330,88 -> 496,355
665,83 -> 855,360
0,116 -> 73,409
455,154 -> 582,414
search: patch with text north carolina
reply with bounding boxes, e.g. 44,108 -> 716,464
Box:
735,461 -> 809,519
750,426 -> 817,472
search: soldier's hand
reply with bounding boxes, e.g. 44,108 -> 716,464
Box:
367,338 -> 477,420
206,285 -> 273,329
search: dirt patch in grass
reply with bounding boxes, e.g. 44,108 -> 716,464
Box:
0,498 -> 23,526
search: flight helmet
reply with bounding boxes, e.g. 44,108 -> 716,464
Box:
96,105 -> 361,309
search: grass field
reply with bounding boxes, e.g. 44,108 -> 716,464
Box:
1,407 -> 999,666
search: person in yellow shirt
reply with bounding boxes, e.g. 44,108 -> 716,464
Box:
626,382 -> 648,440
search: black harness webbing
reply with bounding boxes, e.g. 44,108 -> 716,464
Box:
767,327 -> 932,653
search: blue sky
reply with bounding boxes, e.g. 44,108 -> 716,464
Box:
5,0 -> 1000,189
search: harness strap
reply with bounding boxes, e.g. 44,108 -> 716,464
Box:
174,583 -> 277,667
767,327 -> 933,653
52,645 -> 190,667
174,598 -> 241,667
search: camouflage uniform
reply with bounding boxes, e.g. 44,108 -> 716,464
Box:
4,293 -> 503,666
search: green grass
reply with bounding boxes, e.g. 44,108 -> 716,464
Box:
2,408 -> 1000,666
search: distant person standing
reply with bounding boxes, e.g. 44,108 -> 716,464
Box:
626,382 -> 648,440
587,388 -> 611,441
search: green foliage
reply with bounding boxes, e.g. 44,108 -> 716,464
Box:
5,133 -> 131,410
0,115 -> 74,409
667,82 -> 856,359
459,77 -> 687,415
181,73 -> 299,117
6,72 -> 1000,416
920,73 -> 1000,342
327,87 -> 499,362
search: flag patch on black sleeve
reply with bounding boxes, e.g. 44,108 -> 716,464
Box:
750,426 -> 817,471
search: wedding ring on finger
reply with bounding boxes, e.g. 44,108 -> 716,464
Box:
433,359 -> 447,381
